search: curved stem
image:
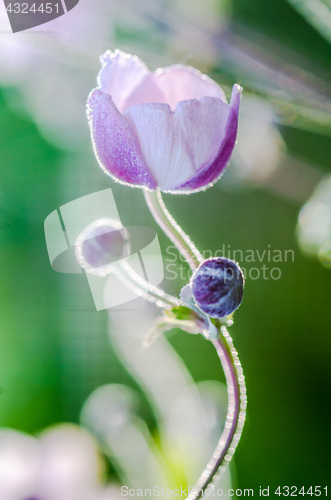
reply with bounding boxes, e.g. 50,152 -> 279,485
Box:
117,260 -> 184,309
144,189 -> 204,271
143,188 -> 246,496
187,325 -> 246,500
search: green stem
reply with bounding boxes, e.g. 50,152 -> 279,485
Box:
117,260 -> 184,309
144,189 -> 204,271
143,189 -> 246,497
187,325 -> 246,499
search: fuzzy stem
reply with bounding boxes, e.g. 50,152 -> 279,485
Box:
144,189 -> 204,271
117,260 -> 184,309
143,188 -> 246,496
187,325 -> 246,500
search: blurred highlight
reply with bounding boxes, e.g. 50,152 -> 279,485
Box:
0,424 -> 122,500
297,175 -> 331,269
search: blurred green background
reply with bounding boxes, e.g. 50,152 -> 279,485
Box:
0,0 -> 330,495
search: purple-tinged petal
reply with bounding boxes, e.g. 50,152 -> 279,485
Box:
97,50 -> 151,113
88,50 -> 242,193
124,96 -> 230,191
171,84 -> 242,193
87,89 -> 157,189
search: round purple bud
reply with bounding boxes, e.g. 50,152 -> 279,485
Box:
191,257 -> 244,318
75,218 -> 130,276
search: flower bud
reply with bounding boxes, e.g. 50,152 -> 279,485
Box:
75,218 -> 130,276
191,257 -> 244,318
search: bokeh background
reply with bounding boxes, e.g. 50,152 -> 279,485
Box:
0,0 -> 331,497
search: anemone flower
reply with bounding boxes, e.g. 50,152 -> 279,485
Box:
87,49 -> 242,194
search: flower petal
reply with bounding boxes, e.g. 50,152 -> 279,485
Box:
154,64 -> 227,109
172,84 -> 242,193
97,50 -> 227,112
124,96 -> 230,191
121,73 -> 166,112
97,49 -> 151,113
87,89 -> 157,189
122,64 -> 227,112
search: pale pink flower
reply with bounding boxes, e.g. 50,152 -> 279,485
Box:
87,49 -> 242,194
